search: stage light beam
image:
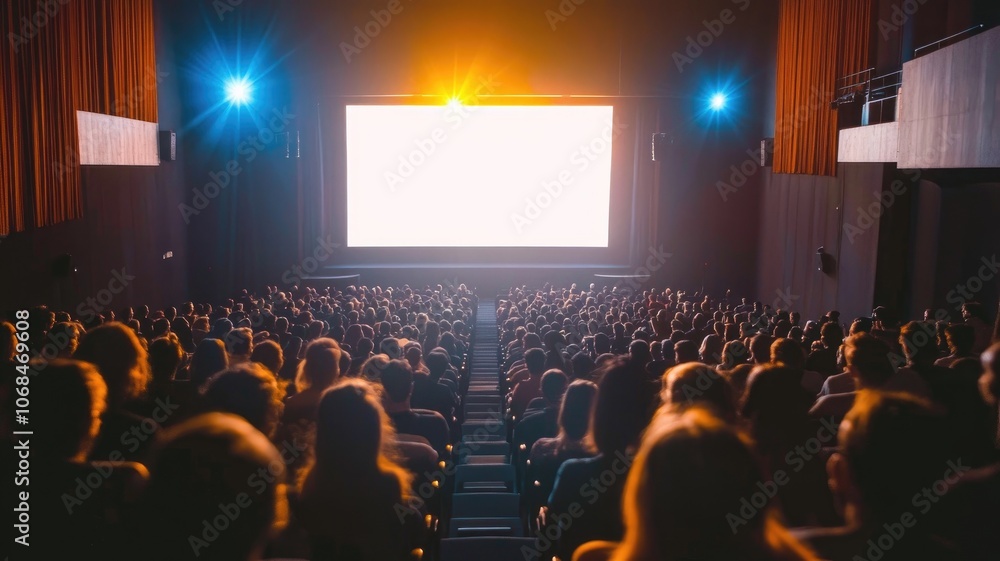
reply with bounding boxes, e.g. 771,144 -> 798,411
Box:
225,78 -> 252,105
710,93 -> 727,111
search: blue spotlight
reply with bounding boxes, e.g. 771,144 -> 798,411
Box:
225,78 -> 252,105
709,92 -> 727,111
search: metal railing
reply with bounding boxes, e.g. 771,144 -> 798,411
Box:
914,24 -> 985,57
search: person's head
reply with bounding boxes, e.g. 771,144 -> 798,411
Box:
842,334 -> 894,389
899,321 -> 938,365
629,339 -> 651,364
821,322 -> 845,348
570,351 -> 596,380
828,392 -> 949,526
224,327 -> 253,359
379,337 -> 403,359
74,322 -> 150,409
379,359 -> 414,405
615,408 -> 814,561
593,356 -> 654,455
661,363 -> 736,422
558,379 -> 598,444
148,334 -> 184,384
295,338 -> 341,392
770,338 -> 806,369
944,323 -> 975,356
673,340 -> 698,364
740,366 -> 811,446
748,333 -> 774,364
202,363 -> 284,438
961,301 -> 987,322
47,321 -> 82,358
139,413 -> 286,561
425,350 -> 450,379
308,379 -> 411,490
980,342 -> 1000,406
720,340 -> 748,370
540,368 -> 569,406
189,338 -> 229,388
355,337 -> 374,358
33,359 -> 107,461
250,340 -> 284,376
699,334 -> 723,364
524,347 -> 546,377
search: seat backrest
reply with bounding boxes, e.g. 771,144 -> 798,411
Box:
451,492 -> 520,518
439,537 -> 538,561
454,463 -> 516,493
447,517 -> 524,538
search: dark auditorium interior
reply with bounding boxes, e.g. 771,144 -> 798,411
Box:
2,1 -> 1000,560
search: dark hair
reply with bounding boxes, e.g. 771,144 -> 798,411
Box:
149,334 -> 184,383
74,322 -> 150,408
33,359 -> 107,460
844,334 -> 894,388
541,369 -> 569,403
251,340 -> 284,375
524,347 -> 546,375
593,356 -> 654,455
379,359 -> 413,403
560,380 -> 598,442
189,338 -> 229,388
841,392 -> 948,521
944,323 -> 975,355
202,363 -> 285,437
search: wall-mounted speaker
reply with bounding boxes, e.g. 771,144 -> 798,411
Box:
159,130 -> 176,162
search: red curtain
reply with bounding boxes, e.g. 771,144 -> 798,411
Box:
774,0 -> 872,176
0,0 -> 157,235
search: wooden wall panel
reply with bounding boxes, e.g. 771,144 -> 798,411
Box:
898,25 -> 1000,169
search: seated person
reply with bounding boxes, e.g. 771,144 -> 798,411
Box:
509,348 -> 547,420
796,392 -> 960,561
201,363 -> 286,439
30,359 -> 148,559
528,380 -> 598,505
574,408 -> 817,561
129,413 -> 287,561
380,359 -> 450,457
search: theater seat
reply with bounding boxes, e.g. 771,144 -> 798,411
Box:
451,493 -> 520,518
447,517 -> 524,538
439,537 -> 537,561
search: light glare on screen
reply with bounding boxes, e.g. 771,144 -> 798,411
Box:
345,105 -> 614,247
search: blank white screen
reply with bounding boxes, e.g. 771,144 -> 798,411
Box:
345,105 -> 614,247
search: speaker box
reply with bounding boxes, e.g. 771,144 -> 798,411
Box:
52,254 -> 73,278
760,138 -> 774,167
159,130 -> 176,162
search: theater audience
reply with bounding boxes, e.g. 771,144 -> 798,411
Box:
6,280 -> 998,561
574,408 -> 818,561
